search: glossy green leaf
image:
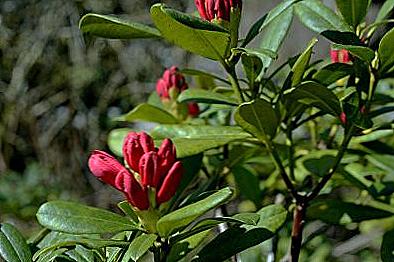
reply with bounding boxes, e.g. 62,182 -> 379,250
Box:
242,14 -> 267,47
232,165 -> 261,205
108,128 -> 130,156
118,201 -> 139,222
376,0 -> 394,22
299,151 -> 336,177
150,4 -> 230,60
321,30 -> 364,46
381,229 -> 394,262
284,81 -> 342,116
178,89 -> 238,105
36,201 -> 140,234
234,99 -> 279,142
378,27 -> 394,74
295,0 -> 352,33
366,154 -> 394,175
252,204 -> 288,232
0,224 -> 32,262
66,245 -> 94,262
333,44 -> 375,63
79,13 -> 161,39
194,205 -> 287,262
335,0 -> 369,27
194,226 -> 273,262
151,125 -> 252,158
36,248 -> 67,262
122,234 -> 156,262
313,63 -> 354,86
242,53 -> 263,84
292,38 -> 318,86
156,187 -> 233,237
258,6 -> 294,78
307,200 -> 393,224
115,103 -> 178,124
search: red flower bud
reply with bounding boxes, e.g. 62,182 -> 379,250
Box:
88,150 -> 125,189
115,171 -> 149,210
340,112 -> 347,125
156,66 -> 188,100
187,102 -> 200,117
330,49 -> 351,63
138,151 -> 159,188
195,0 -> 242,22
157,161 -> 183,205
123,132 -> 155,172
156,139 -> 176,184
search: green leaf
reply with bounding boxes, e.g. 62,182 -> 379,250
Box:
381,229 -> 394,262
115,103 -> 179,124
333,44 -> 375,63
378,27 -> 394,74
180,68 -> 230,84
313,63 -> 354,86
284,81 -> 342,116
178,89 -> 238,106
122,234 -> 156,262
299,151 -> 336,177
295,0 -> 352,33
321,30 -> 364,46
335,0 -> 370,27
79,13 -> 161,39
36,201 -> 140,234
376,0 -> 394,22
36,248 -> 67,262
194,204 -> 287,262
232,165 -> 261,205
242,14 -> 267,47
108,128 -> 130,156
156,187 -> 233,237
118,201 -> 139,222
234,99 -> 279,142
150,4 -> 230,60
258,6 -> 294,78
292,38 -> 318,86
194,227 -> 273,262
307,200 -> 394,224
242,53 -> 263,84
0,224 -> 32,262
151,125 -> 252,158
66,245 -> 94,262
253,204 -> 288,232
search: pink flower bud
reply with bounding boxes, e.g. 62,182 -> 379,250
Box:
340,112 -> 347,125
187,103 -> 200,117
88,150 -> 125,189
115,171 -> 149,210
123,132 -> 155,172
156,161 -> 183,205
156,66 -> 188,100
195,0 -> 242,22
138,151 -> 159,188
330,49 -> 351,63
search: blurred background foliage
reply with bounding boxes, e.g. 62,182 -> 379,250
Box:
0,1 -> 392,260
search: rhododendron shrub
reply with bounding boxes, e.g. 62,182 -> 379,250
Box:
2,1 -> 394,262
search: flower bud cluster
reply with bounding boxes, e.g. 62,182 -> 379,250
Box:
195,0 -> 242,22
88,132 -> 183,210
156,66 -> 199,117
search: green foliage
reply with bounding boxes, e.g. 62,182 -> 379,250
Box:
0,224 -> 32,262
79,14 -> 161,39
36,201 -> 140,234
3,0 -> 394,261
